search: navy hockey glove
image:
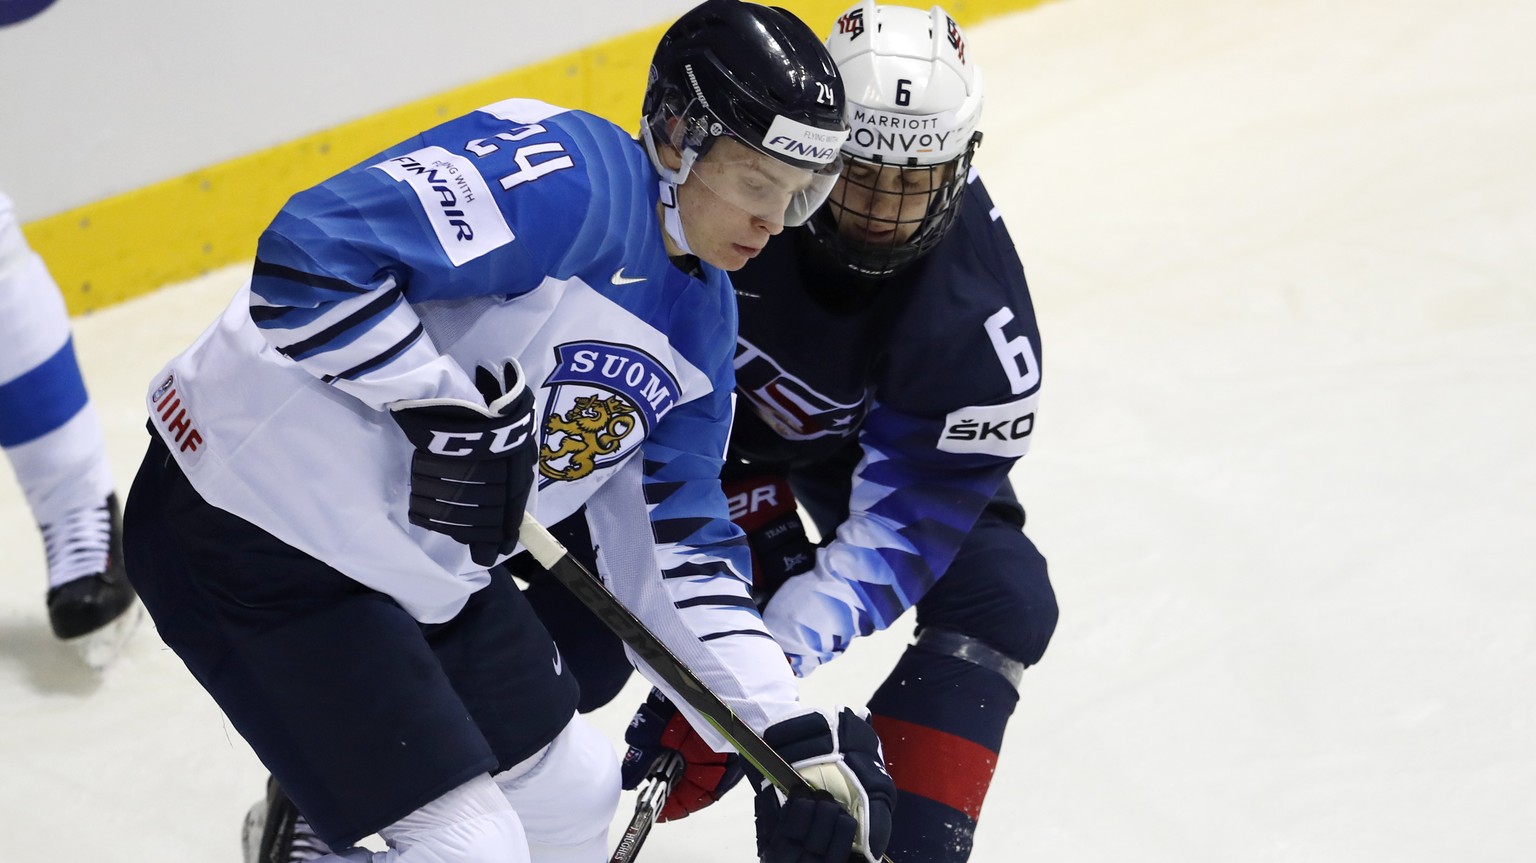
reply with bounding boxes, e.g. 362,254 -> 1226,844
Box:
754,706 -> 895,863
390,360 -> 537,567
620,688 -> 745,821
722,474 -> 816,606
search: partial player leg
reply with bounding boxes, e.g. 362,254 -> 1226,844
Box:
40,491 -> 141,667
427,562 -> 612,862
492,714 -> 621,863
268,775 -> 534,863
122,436 -> 558,857
235,561 -> 589,863
242,775 -> 333,863
0,210 -> 135,666
511,512 -> 633,714
788,455 -> 1058,862
367,775 -> 530,863
867,490 -> 1057,863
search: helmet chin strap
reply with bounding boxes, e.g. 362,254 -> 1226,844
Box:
641,121 -> 698,257
658,179 -> 696,257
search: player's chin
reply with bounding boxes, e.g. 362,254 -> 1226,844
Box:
841,225 -> 898,247
706,244 -> 759,272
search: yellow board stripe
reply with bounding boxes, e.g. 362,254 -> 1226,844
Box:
23,0 -> 1044,316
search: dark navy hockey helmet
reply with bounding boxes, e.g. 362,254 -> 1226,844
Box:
642,0 -> 851,226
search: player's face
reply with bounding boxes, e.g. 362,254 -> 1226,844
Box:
675,138 -> 816,271
826,160 -> 946,248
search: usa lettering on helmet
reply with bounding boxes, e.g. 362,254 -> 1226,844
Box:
837,7 -> 865,39
945,15 -> 967,63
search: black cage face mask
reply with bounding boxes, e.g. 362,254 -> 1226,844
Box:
808,134 -> 979,279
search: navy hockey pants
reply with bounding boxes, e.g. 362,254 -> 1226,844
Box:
123,434 -> 580,848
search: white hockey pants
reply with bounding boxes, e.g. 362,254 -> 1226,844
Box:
312,713 -> 619,863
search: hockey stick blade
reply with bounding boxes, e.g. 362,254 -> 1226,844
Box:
609,752 -> 683,863
518,513 -> 897,863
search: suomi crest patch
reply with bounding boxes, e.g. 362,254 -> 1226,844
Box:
538,342 -> 679,482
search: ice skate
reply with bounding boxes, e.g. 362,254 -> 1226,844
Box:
242,776 -> 333,863
42,493 -> 142,669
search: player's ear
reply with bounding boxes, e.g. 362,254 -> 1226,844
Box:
657,117 -> 685,172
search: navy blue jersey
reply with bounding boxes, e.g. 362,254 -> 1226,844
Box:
730,171 -> 1042,673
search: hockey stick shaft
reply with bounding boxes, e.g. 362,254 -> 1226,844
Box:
608,752 -> 683,863
519,513 -> 807,794
518,513 -> 896,863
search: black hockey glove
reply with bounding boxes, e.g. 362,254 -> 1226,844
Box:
722,473 -> 817,606
753,706 -> 895,863
389,360 -> 537,567
620,688 -> 746,821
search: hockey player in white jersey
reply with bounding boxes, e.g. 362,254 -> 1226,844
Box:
0,187 -> 139,669
122,2 -> 895,863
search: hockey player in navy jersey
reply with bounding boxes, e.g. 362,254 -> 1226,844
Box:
0,187 -> 140,669
122,3 -> 897,863
524,4 -> 1059,862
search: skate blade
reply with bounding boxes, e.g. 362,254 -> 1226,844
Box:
67,600 -> 145,671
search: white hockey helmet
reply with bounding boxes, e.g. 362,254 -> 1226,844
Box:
809,2 -> 986,277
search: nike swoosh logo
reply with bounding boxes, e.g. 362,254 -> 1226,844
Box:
552,649 -> 563,676
734,289 -> 760,299
611,268 -> 647,286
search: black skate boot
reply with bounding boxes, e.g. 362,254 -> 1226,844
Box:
43,493 -> 141,667
242,775 -> 333,863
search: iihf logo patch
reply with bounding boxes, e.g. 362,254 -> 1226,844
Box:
148,373 -> 205,459
151,374 -> 175,404
538,342 -> 679,482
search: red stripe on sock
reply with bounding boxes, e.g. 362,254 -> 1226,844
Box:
870,714 -> 997,820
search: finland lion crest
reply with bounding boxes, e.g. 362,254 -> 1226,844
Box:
539,342 -> 679,482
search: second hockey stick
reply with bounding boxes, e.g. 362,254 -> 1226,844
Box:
609,751 -> 683,863
517,513 -> 895,863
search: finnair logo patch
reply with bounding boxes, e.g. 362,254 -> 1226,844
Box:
374,147 -> 513,266
761,115 -> 849,165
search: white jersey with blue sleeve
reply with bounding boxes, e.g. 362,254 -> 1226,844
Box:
145,99 -> 799,730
